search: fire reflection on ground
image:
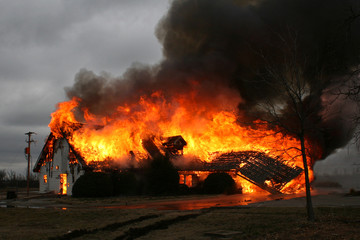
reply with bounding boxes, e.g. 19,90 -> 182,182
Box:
101,193 -> 305,211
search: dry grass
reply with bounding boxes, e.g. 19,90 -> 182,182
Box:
0,207 -> 158,240
135,207 -> 360,240
0,205 -> 359,240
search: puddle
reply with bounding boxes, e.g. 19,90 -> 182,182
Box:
102,193 -> 279,210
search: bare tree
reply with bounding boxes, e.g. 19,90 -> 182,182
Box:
6,170 -> 18,181
339,9 -> 360,142
0,169 -> 6,188
339,70 -> 360,143
253,34 -> 321,221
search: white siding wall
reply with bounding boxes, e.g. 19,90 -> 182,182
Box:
39,166 -> 49,193
38,138 -> 84,195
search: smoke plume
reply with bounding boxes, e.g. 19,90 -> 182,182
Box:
65,0 -> 360,159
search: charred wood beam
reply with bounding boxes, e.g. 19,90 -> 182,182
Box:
214,151 -> 303,194
33,133 -> 55,172
236,172 -> 282,194
142,138 -> 163,159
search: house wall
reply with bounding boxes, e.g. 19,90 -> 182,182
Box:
66,158 -> 85,196
38,138 -> 84,195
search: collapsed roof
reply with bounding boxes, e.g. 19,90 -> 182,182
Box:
205,151 -> 303,194
144,137 -> 303,194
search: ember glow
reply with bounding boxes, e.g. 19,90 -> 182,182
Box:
49,86 -> 313,193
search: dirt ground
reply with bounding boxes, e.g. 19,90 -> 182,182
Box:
0,190 -> 359,240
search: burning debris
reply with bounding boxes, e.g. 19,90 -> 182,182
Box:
141,137 -> 302,193
142,135 -> 187,159
162,135 -> 187,157
208,152 -> 303,194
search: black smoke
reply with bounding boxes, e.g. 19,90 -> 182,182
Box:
65,0 -> 360,159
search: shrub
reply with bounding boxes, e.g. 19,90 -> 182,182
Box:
144,156 -> 179,195
203,172 -> 236,194
112,171 -> 138,195
72,172 -> 113,198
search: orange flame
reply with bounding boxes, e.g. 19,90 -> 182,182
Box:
49,88 -> 314,193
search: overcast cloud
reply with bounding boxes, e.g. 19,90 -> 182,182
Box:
0,0 -> 169,174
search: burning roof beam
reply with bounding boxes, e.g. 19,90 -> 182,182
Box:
142,137 -> 163,159
208,151 -> 303,194
33,133 -> 55,172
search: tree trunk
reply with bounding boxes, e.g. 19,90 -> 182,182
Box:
299,134 -> 315,221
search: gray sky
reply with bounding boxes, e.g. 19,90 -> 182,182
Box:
0,0 -> 170,174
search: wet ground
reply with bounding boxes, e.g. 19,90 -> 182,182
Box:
1,188 -> 359,210
1,189 -> 359,239
101,193 -> 288,210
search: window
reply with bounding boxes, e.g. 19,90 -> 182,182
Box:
43,175 -> 48,183
179,174 -> 185,184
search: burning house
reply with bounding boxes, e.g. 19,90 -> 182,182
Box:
37,92 -> 311,196
32,0 -> 360,195
33,130 -> 303,195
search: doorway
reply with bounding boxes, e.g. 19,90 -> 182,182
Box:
59,174 -> 67,195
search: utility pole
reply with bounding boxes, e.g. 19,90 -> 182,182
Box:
25,131 -> 36,196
